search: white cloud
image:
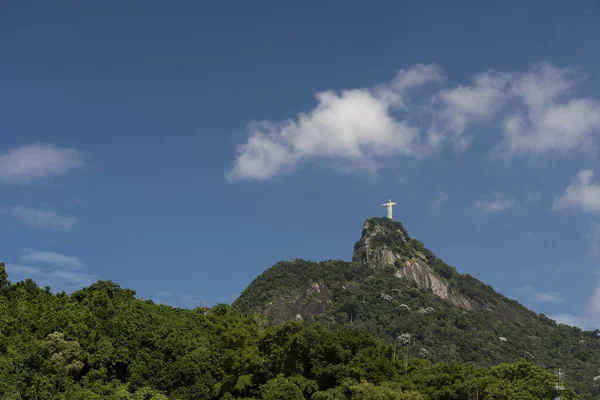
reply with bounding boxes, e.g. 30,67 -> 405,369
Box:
472,192 -> 514,214
5,263 -> 96,293
374,63 -> 444,107
6,264 -> 43,277
516,285 -> 564,304
18,250 -> 83,269
496,63 -> 600,156
157,291 -> 172,297
0,143 -> 84,184
0,206 -> 78,230
553,169 -> 600,213
227,62 -> 600,181
533,292 -> 565,303
226,64 -> 443,181
549,313 -> 590,328
432,71 -> 511,150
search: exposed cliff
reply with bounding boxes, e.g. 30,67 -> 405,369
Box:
353,217 -> 477,311
263,281 -> 334,322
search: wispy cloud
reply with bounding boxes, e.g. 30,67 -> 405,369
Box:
472,192 -> 514,214
5,262 -> 96,293
587,275 -> 600,315
548,274 -> 600,329
532,292 -> 565,303
0,143 -> 84,184
429,191 -> 449,213
0,206 -> 78,231
588,223 -> 600,257
4,249 -> 92,294
157,291 -> 172,298
18,250 -> 83,269
516,285 -> 565,304
553,169 -> 600,213
182,294 -> 201,308
550,313 -> 590,328
524,190 -> 542,206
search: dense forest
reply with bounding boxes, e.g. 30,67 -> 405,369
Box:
0,263 -> 580,399
233,218 -> 600,399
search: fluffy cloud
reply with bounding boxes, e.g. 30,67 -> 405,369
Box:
472,192 -> 514,214
227,63 -> 600,181
497,63 -> 600,156
553,169 -> 600,213
432,71 -> 511,150
18,250 -> 83,269
226,64 -> 443,181
0,143 -> 84,184
0,206 -> 78,230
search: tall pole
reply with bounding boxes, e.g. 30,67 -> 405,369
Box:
555,368 -> 565,400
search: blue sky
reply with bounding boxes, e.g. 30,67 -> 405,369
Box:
2,1 -> 600,328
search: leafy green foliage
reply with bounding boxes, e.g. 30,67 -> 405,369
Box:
0,261 -> 582,399
232,218 -> 600,398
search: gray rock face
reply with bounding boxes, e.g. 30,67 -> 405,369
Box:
352,221 -> 407,267
395,259 -> 475,310
263,282 -> 334,322
354,218 -> 476,311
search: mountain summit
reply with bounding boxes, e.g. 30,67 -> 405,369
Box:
235,217 -> 525,323
353,217 -> 477,311
233,217 -> 600,397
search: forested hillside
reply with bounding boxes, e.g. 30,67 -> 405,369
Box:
0,263 -> 581,399
233,218 -> 600,399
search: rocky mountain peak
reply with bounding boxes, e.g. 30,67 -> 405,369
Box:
352,217 -> 414,268
353,217 -> 477,310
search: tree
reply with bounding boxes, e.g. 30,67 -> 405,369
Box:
260,375 -> 315,400
0,263 -> 9,289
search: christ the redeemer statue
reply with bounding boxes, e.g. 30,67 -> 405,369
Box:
381,199 -> 397,219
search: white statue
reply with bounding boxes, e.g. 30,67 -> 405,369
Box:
381,199 -> 397,219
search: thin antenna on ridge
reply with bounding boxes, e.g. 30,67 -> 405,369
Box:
555,368 -> 565,400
